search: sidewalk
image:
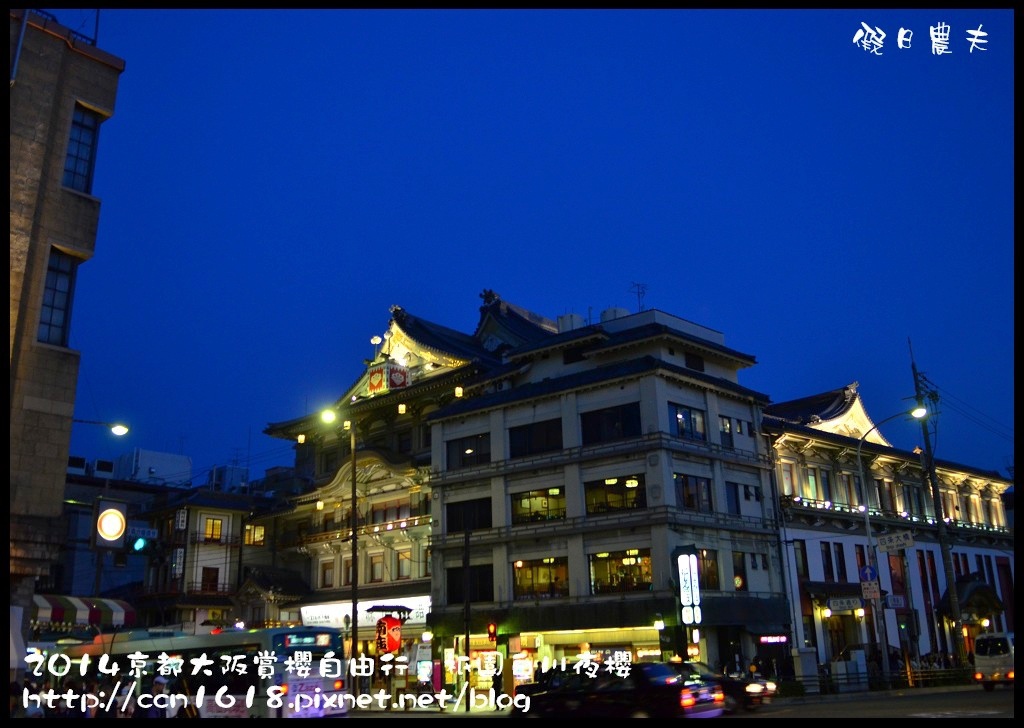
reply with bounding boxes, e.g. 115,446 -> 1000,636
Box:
774,682 -> 979,705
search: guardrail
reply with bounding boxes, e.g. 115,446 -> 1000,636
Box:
776,666 -> 973,697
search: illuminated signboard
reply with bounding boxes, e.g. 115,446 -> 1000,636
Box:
677,553 -> 702,625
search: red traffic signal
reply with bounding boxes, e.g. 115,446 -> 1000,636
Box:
487,622 -> 497,642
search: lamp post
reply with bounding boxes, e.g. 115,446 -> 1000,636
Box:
855,405 -> 926,686
73,418 -> 130,437
912,395 -> 967,668
321,409 -> 360,667
77,418 -> 130,597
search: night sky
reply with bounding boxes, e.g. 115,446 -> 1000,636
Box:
59,9 -> 1014,485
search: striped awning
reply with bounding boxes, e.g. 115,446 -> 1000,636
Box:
31,595 -> 136,629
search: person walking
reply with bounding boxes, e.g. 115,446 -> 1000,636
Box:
132,676 -> 169,719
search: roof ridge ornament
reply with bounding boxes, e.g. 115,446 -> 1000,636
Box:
480,289 -> 501,306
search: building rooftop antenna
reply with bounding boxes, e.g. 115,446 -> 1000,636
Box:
630,282 -> 648,312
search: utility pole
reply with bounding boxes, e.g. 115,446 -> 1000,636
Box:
910,345 -> 966,668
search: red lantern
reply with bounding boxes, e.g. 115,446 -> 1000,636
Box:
376,616 -> 403,653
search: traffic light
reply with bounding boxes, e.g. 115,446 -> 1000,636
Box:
487,622 -> 497,642
131,536 -> 153,554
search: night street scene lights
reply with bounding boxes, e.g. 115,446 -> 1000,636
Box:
73,418 -> 130,436
855,403 -> 927,684
321,407 -> 360,663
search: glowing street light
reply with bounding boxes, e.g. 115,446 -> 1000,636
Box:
856,403 -> 927,685
322,407 -> 360,663
73,418 -> 129,436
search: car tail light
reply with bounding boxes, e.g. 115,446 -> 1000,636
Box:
1008,670 -> 1014,680
712,686 -> 725,703
333,679 -> 344,691
973,672 -> 983,681
679,687 -> 696,708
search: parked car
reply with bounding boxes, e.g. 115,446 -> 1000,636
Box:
509,661 -> 725,719
670,661 -> 773,713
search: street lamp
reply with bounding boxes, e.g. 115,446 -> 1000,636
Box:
74,418 -> 130,596
73,418 -> 129,436
321,408 -> 359,665
855,404 -> 926,686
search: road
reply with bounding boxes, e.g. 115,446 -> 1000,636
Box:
344,683 -> 1014,719
741,683 -> 1014,719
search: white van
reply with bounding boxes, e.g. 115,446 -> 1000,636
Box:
973,632 -> 1014,691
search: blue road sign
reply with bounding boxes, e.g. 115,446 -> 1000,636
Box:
859,565 -> 877,582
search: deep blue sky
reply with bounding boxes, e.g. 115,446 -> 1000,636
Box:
61,9 -> 1014,486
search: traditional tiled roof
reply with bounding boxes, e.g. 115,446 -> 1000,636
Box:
390,304 -> 494,364
762,382 -> 860,424
937,572 -> 1004,618
761,389 -> 1008,481
473,289 -> 558,343
390,290 -> 557,362
431,355 -> 770,420
265,291 -> 558,437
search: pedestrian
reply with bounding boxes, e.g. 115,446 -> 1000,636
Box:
132,676 -> 168,719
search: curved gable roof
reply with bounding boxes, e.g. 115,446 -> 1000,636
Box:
390,305 -> 491,364
763,382 -> 860,424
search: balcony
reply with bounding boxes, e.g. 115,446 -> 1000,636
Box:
430,432 -> 770,487
779,495 -> 1011,543
186,581 -> 233,596
278,514 -> 432,551
140,581 -> 234,597
189,533 -> 240,546
434,505 -> 774,550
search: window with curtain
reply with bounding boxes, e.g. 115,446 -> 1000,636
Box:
397,550 -> 412,580
668,403 -> 707,441
204,518 -> 223,542
585,474 -> 646,515
513,557 -> 569,600
675,473 -> 714,514
698,549 -> 720,591
511,487 -> 567,524
589,549 -> 652,594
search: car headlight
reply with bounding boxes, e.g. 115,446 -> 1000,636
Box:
745,683 -> 764,694
764,681 -> 777,693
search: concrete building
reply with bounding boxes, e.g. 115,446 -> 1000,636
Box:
762,384 -> 1013,676
114,447 -> 194,487
264,291 -> 790,692
9,8 -> 124,677
261,291 -> 563,694
261,291 -> 1013,694
423,297 -> 788,686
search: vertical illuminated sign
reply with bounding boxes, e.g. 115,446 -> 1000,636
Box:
677,553 -> 702,625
